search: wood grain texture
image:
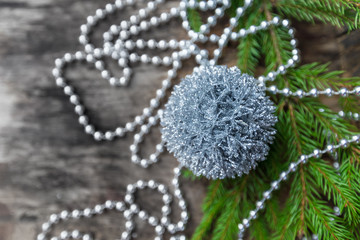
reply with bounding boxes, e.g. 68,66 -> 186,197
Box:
0,1 -> 359,239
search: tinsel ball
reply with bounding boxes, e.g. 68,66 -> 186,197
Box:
161,65 -> 278,179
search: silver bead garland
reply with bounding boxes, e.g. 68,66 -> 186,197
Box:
40,0 -> 360,239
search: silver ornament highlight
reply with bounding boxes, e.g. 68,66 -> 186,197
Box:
161,65 -> 278,179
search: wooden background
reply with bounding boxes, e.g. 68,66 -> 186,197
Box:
0,0 -> 360,239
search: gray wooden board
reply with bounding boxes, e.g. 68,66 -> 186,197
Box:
0,0 -> 359,239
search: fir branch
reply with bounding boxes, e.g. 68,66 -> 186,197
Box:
306,198 -> 354,239
187,0 -> 360,239
188,8 -> 202,32
276,0 -> 360,30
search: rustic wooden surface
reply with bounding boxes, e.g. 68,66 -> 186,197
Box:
0,1 -> 360,240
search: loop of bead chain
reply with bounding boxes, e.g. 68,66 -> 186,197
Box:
47,0 -> 360,239
267,84 -> 360,98
51,0 -> 304,142
37,166 -> 188,240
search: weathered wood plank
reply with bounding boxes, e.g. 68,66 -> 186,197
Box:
0,0 -> 359,239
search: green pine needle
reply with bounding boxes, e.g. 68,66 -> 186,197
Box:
186,0 -> 360,239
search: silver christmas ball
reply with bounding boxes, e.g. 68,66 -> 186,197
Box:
161,65 -> 277,179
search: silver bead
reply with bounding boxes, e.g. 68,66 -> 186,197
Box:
95,9 -> 105,19
310,88 -> 318,97
74,105 -> 84,115
168,69 -> 176,78
150,16 -> 159,26
354,86 -> 360,95
140,159 -> 148,168
93,131 -> 103,141
64,86 -> 74,95
287,58 -> 294,66
170,7 -> 179,16
42,222 -> 50,232
256,201 -> 264,210
339,88 -> 348,96
299,155 -> 308,163
238,223 -> 244,231
55,58 -> 65,68
138,9 -> 148,18
280,171 -> 287,180
313,149 -> 320,158
82,234 -> 92,240
215,8 -> 224,17
148,180 -> 156,188
123,209 -> 132,219
282,19 -> 289,27
290,39 -> 297,47
70,94 -> 80,105
139,21 -> 149,30
271,181 -> 279,189
71,230 -> 80,239
289,162 -> 297,172
163,194 -> 172,205
161,205 -> 170,214
242,218 -> 249,227
94,204 -> 104,214
268,85 -> 277,94
116,201 -> 125,211
148,216 -> 158,226
325,88 -> 333,96
136,209 -> 147,221
64,53 -> 73,62
49,214 -> 59,223
249,210 -> 257,219
296,90 -> 304,98
278,65 -> 286,74
85,125 -> 95,135
105,131 -> 114,141
181,211 -> 188,220
86,54 -> 95,63
177,221 -> 185,230
136,180 -> 146,189
56,77 -> 66,87
125,221 -> 134,230
249,25 -> 256,34
179,200 -> 186,209
71,209 -> 81,218
36,233 -> 46,240
155,225 -> 164,235
93,48 -> 103,58
124,194 -> 134,204
282,88 -> 290,96
60,230 -> 70,239
292,54 -> 300,62
60,210 -> 69,219
263,191 -> 271,199
83,208 -> 92,217
105,3 -> 115,13
326,144 -> 334,153
340,139 -> 349,148
272,16 -> 280,25
85,44 -> 94,53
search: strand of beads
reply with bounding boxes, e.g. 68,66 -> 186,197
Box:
52,0 -> 302,143
37,166 -> 188,240
47,0 -> 360,239
130,110 -> 165,168
237,131 -> 360,239
266,85 -> 360,98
